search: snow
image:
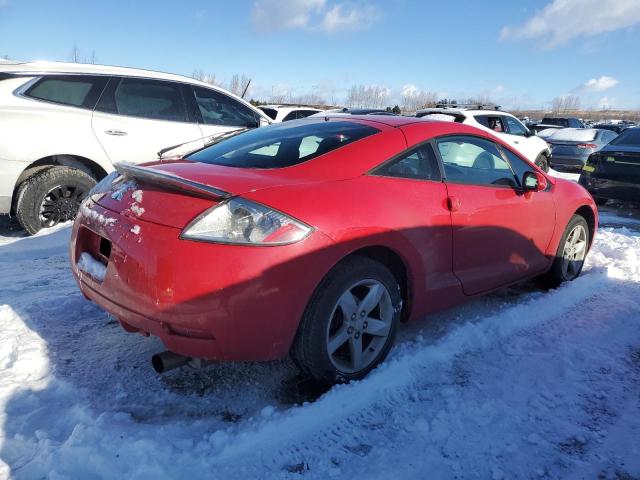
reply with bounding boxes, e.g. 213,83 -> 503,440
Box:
536,128 -> 557,139
547,128 -> 598,142
1,210 -> 639,479
110,180 -> 137,201
548,168 -> 581,182
76,252 -> 107,281
80,204 -> 117,227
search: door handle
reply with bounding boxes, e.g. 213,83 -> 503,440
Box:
105,129 -> 128,136
514,140 -> 520,144
447,196 -> 461,212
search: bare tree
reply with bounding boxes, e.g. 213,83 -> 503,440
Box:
402,89 -> 438,112
192,69 -> 221,87
229,74 -> 251,98
68,45 -> 97,64
551,95 -> 581,113
68,45 -> 81,63
346,84 -> 389,108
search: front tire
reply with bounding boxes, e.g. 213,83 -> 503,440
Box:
14,166 -> 96,235
291,256 -> 402,385
541,215 -> 590,288
535,153 -> 550,172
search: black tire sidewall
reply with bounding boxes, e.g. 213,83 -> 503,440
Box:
535,154 -> 549,172
548,215 -> 590,286
15,166 -> 96,235
293,256 -> 402,385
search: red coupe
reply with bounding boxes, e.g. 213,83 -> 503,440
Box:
70,116 -> 597,384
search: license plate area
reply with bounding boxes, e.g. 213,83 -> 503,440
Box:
76,226 -> 112,267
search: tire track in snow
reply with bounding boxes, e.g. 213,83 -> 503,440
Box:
202,253 -> 628,476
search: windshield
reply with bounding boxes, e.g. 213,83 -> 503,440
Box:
186,120 -> 379,168
541,118 -> 568,126
609,128 -> 640,146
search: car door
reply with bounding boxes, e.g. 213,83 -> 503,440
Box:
501,115 -> 540,160
371,142 -> 459,313
435,134 -> 556,295
92,77 -> 203,164
188,85 -> 262,138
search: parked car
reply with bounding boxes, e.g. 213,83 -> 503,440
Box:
531,117 -> 585,134
70,116 -> 597,385
416,107 -> 552,171
0,61 -> 271,234
547,128 -> 618,172
592,123 -> 632,135
258,105 -> 322,122
579,127 -> 640,205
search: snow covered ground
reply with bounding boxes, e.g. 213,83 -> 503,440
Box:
1,208 -> 639,479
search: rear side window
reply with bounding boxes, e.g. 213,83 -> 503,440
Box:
187,121 -> 379,168
259,107 -> 278,120
374,143 -> 441,181
436,135 -> 517,188
282,111 -> 298,122
610,128 -> 640,146
25,75 -> 108,109
96,77 -> 189,122
475,115 -> 506,133
192,86 -> 259,128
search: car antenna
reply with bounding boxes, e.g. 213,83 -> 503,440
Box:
241,79 -> 251,99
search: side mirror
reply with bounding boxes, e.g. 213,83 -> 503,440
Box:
524,129 -> 533,137
523,171 -> 548,192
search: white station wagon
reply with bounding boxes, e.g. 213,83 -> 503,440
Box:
0,61 -> 270,233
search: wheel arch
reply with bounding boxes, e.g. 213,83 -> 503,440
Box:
12,155 -> 108,212
574,204 -> 596,247
336,245 -> 412,322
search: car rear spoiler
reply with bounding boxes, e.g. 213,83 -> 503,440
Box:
115,163 -> 231,200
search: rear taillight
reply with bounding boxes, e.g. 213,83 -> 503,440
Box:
577,143 -> 598,149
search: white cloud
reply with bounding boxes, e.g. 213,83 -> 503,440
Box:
251,0 -> 378,34
500,0 -> 640,47
580,76 -> 619,92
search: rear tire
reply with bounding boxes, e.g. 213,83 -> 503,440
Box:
15,166 -> 96,235
291,256 -> 402,385
540,215 -> 590,289
535,153 -> 550,172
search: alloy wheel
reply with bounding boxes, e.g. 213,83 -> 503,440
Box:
325,279 -> 394,374
561,224 -> 587,280
39,184 -> 87,228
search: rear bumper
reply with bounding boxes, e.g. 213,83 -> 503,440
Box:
550,154 -> 588,171
70,201 -> 337,361
579,175 -> 640,203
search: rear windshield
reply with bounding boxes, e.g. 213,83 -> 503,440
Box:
187,120 -> 379,168
541,118 -> 568,127
259,107 -> 278,120
609,128 -> 640,146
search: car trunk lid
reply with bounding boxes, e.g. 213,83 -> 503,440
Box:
593,150 -> 640,180
94,160 -> 317,229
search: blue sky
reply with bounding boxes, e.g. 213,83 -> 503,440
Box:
1,0 -> 640,109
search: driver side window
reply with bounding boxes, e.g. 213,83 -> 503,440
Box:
436,136 -> 517,188
192,86 -> 258,128
504,116 -> 529,136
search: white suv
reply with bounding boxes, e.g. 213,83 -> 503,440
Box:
416,107 -> 551,171
0,61 -> 270,234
